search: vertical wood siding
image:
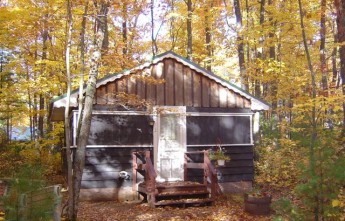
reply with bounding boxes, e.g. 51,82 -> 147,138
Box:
95,58 -> 250,108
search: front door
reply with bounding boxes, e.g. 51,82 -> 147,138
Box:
155,107 -> 186,182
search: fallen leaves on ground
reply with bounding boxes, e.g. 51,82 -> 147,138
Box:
77,194 -> 272,221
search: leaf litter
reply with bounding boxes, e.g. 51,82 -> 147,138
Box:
77,194 -> 272,221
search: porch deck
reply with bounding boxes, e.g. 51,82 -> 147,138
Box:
132,151 -> 218,207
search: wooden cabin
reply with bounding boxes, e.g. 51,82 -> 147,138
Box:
50,51 -> 269,204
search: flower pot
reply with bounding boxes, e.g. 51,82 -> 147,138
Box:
244,193 -> 271,215
217,159 -> 225,166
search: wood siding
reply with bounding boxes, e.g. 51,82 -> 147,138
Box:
186,146 -> 254,183
66,147 -> 153,189
95,59 -> 251,109
65,145 -> 253,188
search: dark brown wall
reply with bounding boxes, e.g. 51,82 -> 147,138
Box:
65,147 -> 153,189
186,146 -> 253,183
95,58 -> 251,109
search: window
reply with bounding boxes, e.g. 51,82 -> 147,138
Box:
186,116 -> 251,145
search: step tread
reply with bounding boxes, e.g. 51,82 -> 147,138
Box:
156,184 -> 206,188
155,198 -> 213,206
157,190 -> 209,197
156,181 -> 204,187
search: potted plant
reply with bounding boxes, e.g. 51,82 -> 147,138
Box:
244,188 -> 272,215
208,146 -> 230,166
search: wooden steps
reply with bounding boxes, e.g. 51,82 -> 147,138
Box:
133,151 -> 218,208
154,198 -> 213,207
138,181 -> 214,207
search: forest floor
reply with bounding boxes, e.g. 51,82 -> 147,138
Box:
77,193 -> 274,221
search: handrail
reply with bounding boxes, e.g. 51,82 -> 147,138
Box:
184,151 -> 218,200
204,151 -> 218,200
132,150 -> 157,207
144,151 -> 157,207
145,157 -> 156,177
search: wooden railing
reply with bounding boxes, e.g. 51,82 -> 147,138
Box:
132,151 -> 157,207
133,150 -> 217,205
184,150 -> 218,200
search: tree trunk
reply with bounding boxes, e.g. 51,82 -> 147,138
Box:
268,0 -> 275,60
65,0 -> 74,220
255,0 -> 265,98
151,0 -> 157,56
334,0 -> 345,131
320,0 -> 327,92
233,0 -> 247,90
33,94 -> 38,141
268,0 -> 277,111
72,1 -> 108,220
25,64 -> 34,141
205,2 -> 212,71
38,95 -> 44,138
332,22 -> 338,85
77,2 -> 89,137
298,0 -> 318,219
186,0 -> 192,60
38,29 -> 48,139
319,1 -> 327,216
169,0 -> 177,50
122,2 -> 128,56
102,5 -> 109,55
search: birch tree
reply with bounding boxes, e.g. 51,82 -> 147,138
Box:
71,1 -> 109,220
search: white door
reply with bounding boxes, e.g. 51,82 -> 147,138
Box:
155,107 -> 186,182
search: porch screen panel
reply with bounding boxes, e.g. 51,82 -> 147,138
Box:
186,116 -> 251,145
86,114 -> 152,145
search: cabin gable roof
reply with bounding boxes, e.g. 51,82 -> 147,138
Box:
51,51 -> 269,121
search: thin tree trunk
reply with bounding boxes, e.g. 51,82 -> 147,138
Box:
205,1 -> 212,71
268,0 -> 275,60
38,95 -> 44,138
65,0 -> 74,219
102,6 -> 109,55
25,64 -> 34,141
319,2 -> 327,216
39,29 -> 48,139
122,2 -> 128,56
268,0 -> 277,111
6,105 -> 10,142
245,0 -> 250,91
186,0 -> 192,60
334,0 -> 345,132
72,1 -> 108,219
320,0 -> 327,92
170,0 -> 177,50
332,22 -> 338,85
33,94 -> 38,141
77,2 -> 89,137
33,40 -> 38,142
233,0 -> 247,90
298,0 -> 318,220
255,0 -> 265,98
151,0 -> 157,56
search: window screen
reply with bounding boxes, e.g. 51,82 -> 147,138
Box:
84,114 -> 153,145
187,116 -> 251,145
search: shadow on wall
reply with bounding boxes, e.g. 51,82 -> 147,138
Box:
68,113 -> 153,201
